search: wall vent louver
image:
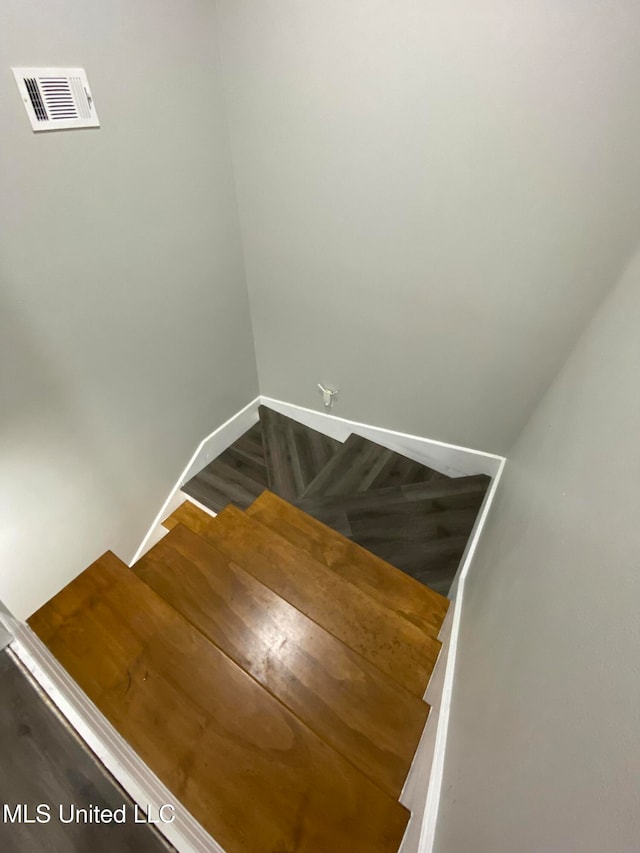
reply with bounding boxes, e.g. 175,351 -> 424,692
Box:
12,68 -> 99,131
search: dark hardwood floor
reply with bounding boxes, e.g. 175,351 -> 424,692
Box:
182,406 -> 490,595
0,650 -> 173,853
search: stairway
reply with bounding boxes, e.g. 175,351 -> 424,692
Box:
184,406 -> 490,594
29,496 -> 449,852
26,406 -> 490,851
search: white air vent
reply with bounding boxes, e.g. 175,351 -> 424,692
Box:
12,67 -> 99,131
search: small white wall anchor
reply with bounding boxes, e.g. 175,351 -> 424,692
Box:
317,384 -> 339,408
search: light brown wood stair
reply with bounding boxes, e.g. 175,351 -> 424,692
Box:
164,500 -> 442,697
134,522 -> 429,799
246,489 -> 449,636
29,550 -> 409,852
28,493 -> 450,853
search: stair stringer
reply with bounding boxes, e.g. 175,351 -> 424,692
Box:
399,456 -> 507,853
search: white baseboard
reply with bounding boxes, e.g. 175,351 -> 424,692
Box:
260,396 -> 503,478
416,456 -> 507,853
129,397 -> 260,566
399,608 -> 453,853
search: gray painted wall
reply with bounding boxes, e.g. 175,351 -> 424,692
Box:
434,246 -> 640,852
0,0 -> 258,619
216,0 -> 640,453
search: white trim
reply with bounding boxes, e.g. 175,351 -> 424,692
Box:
398,607 -> 452,853
129,397 -> 260,566
417,456 -> 507,853
176,492 -> 219,519
259,396 -> 503,478
0,624 -> 12,652
396,477 -> 498,851
0,612 -> 222,853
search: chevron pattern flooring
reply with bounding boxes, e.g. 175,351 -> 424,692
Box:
183,406 -> 490,595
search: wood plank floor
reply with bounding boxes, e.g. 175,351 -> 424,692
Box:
134,523 -> 429,799
246,490 -> 449,636
182,421 -> 269,512
183,412 -> 340,512
165,501 -> 442,698
0,650 -> 173,853
300,434 -> 445,498
260,405 -> 342,500
181,405 -> 491,595
29,552 -> 410,853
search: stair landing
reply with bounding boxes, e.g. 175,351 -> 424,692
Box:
183,405 -> 490,594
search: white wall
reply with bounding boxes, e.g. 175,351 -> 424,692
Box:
215,0 -> 640,454
0,0 -> 258,619
434,244 -> 640,852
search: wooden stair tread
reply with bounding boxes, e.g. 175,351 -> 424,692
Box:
233,420 -> 267,465
301,434 -> 394,498
301,434 -> 448,499
366,451 -> 447,489
183,445 -> 269,513
296,473 -> 490,595
357,536 -> 471,596
178,407 -> 489,595
347,505 -> 485,542
259,405 -> 342,501
296,474 -> 490,516
28,552 -> 409,853
247,491 -> 448,637
164,502 -> 441,698
135,523 -> 429,799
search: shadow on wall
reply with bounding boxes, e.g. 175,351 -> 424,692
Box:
0,276 -> 152,618
434,240 -> 640,853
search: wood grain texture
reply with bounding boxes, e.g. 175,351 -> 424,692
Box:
0,651 -> 173,853
246,491 -> 449,637
301,434 -> 395,498
134,523 -> 429,799
259,405 -> 342,501
179,407 -> 490,596
355,536 -> 472,595
233,420 -> 267,465
182,422 -> 269,512
296,475 -> 490,517
346,499 -> 484,596
366,452 -> 446,490
296,475 -> 489,595
28,553 -> 409,853
164,502 -> 441,698
301,434 -> 453,499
